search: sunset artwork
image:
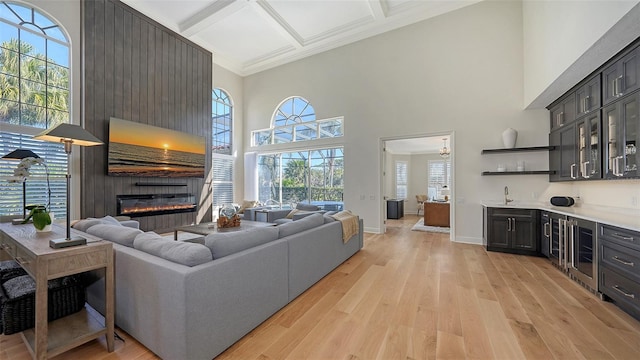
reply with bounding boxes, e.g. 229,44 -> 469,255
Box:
108,118 -> 205,177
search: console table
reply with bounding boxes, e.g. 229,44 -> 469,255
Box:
0,223 -> 114,359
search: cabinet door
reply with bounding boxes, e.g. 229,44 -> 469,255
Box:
512,212 -> 538,251
570,218 -> 596,279
540,212 -> 550,258
604,47 -> 640,105
549,122 -> 577,181
550,95 -> 576,131
488,214 -> 510,249
576,75 -> 601,117
605,95 -> 640,178
577,112 -> 602,179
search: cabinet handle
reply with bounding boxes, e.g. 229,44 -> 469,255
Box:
612,256 -> 635,267
512,218 -> 516,232
507,218 -> 511,231
613,285 -> 635,299
544,222 -> 550,237
585,96 -> 590,112
612,232 -> 635,242
614,156 -> 625,177
570,222 -> 575,268
616,75 -> 624,96
559,219 -> 565,267
582,161 -> 590,178
570,163 -> 577,179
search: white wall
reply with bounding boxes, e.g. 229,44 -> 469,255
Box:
243,1 -> 550,241
213,64 -> 245,202
523,0 -> 640,108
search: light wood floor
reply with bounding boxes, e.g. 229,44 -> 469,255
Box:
2,215 -> 640,359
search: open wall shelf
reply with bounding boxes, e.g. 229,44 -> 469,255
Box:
481,146 -> 554,154
481,145 -> 553,175
482,170 -> 555,176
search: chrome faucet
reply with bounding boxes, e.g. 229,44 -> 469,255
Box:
504,186 -> 513,205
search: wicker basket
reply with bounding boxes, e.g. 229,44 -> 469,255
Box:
0,274 -> 87,335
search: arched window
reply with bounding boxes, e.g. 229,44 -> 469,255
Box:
212,88 -> 232,155
0,1 -> 70,218
211,88 -> 233,207
252,96 -> 342,146
254,96 -> 344,208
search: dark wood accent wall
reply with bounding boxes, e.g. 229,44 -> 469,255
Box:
82,0 -> 212,233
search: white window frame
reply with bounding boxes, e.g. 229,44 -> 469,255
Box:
395,160 -> 408,200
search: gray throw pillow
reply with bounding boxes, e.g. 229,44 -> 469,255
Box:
296,203 -> 320,211
133,233 -> 212,266
278,213 -> 324,238
87,215 -> 122,226
204,226 -> 279,259
323,214 -> 336,223
72,219 -> 104,232
86,224 -> 143,247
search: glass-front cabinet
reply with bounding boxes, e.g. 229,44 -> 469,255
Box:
604,92 -> 640,178
576,112 -> 601,179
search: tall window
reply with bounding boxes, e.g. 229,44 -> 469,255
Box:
395,161 -> 407,199
0,2 -> 69,217
428,160 -> 451,200
252,96 -> 343,146
211,88 -> 233,207
255,97 -> 344,209
257,148 -> 344,209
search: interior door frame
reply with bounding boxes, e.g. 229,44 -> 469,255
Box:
379,131 -> 455,241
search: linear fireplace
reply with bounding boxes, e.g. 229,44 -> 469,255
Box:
116,194 -> 196,217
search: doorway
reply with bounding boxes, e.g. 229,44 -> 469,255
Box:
380,133 -> 454,241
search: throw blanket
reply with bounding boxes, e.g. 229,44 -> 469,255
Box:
331,210 -> 359,243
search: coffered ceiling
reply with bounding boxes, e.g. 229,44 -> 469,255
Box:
120,0 -> 481,76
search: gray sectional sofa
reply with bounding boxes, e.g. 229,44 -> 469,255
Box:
78,213 -> 363,360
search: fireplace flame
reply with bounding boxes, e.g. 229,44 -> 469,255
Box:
122,203 -> 196,214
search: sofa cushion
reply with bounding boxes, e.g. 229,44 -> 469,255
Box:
278,213 -> 324,238
72,219 -> 105,232
204,226 -> 279,259
323,214 -> 337,223
133,232 -> 212,266
89,215 -> 121,225
86,224 -> 143,247
296,203 -> 320,211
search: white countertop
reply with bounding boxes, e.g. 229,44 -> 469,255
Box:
482,201 -> 640,232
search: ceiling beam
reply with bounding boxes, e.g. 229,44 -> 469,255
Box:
179,0 -> 249,37
368,0 -> 387,20
253,0 -> 304,48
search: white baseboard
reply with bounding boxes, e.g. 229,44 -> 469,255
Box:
453,236 -> 482,245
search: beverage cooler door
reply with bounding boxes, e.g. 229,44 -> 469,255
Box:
568,217 -> 598,289
549,213 -> 567,266
540,211 -> 550,258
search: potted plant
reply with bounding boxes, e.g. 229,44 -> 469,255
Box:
22,204 -> 52,232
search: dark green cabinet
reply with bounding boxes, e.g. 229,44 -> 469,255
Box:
576,111 -> 602,179
484,207 -> 539,255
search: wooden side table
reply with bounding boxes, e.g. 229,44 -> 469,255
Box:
0,222 -> 114,359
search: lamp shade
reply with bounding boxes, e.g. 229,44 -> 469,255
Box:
34,123 -> 103,146
2,149 -> 40,160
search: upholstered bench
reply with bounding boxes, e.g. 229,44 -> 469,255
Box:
0,260 -> 87,335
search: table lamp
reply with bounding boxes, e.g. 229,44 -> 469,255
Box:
2,149 -> 41,221
34,124 -> 103,248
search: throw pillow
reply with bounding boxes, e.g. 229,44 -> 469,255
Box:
72,219 -> 104,232
86,224 -> 143,247
204,226 -> 279,259
296,203 -> 320,211
237,200 -> 259,214
278,213 -> 324,238
133,233 -> 212,266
